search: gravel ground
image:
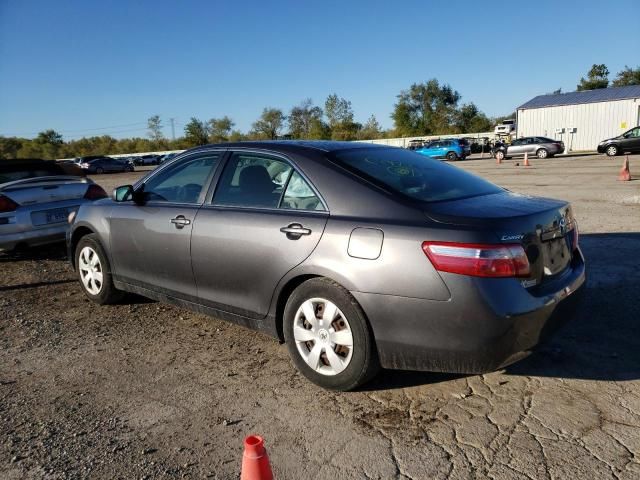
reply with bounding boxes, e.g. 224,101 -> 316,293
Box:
1,153 -> 639,479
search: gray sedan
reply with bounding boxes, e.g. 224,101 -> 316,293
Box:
67,142 -> 585,390
1,159 -> 108,252
494,136 -> 565,160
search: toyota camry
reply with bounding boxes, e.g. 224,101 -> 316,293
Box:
68,141 -> 585,390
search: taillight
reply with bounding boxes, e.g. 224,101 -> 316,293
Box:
84,184 -> 108,200
422,241 -> 530,278
0,194 -> 19,213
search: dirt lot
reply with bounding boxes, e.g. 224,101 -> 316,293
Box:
2,154 -> 639,479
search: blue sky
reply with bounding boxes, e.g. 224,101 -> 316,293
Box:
1,0 -> 638,139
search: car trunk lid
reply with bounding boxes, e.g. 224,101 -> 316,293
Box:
424,192 -> 577,286
0,176 -> 90,205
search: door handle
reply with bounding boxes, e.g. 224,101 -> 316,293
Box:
170,215 -> 191,229
280,223 -> 311,239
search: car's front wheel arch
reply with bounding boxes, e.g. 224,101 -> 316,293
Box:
69,226 -> 95,270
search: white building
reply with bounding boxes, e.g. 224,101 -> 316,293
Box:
517,85 -> 640,152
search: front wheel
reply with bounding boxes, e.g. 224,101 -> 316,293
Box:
606,145 -> 618,157
446,151 -> 459,161
536,148 -> 548,159
75,234 -> 124,304
95,167 -> 104,174
284,278 -> 379,391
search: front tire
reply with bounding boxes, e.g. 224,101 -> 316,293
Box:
536,148 -> 548,159
446,151 -> 458,161
606,145 -> 619,157
95,167 -> 104,174
75,234 -> 124,304
284,278 -> 379,391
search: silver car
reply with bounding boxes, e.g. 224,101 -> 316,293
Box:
494,136 -> 565,160
1,159 -> 108,252
68,142 -> 585,391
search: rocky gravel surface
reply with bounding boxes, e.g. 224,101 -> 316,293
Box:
1,154 -> 639,479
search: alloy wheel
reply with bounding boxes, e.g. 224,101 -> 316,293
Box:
293,297 -> 354,376
78,246 -> 103,295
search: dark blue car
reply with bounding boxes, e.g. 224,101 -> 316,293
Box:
416,139 -> 470,161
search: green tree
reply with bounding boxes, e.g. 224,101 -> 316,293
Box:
33,129 -> 64,159
357,115 -> 383,140
455,103 -> 492,133
208,116 -> 235,143
324,94 -> 360,140
147,115 -> 164,142
183,117 -> 210,146
288,99 -> 325,139
577,64 -> 609,91
250,108 -> 286,140
391,79 -> 461,136
228,129 -> 248,142
0,136 -> 22,159
612,65 -> 640,87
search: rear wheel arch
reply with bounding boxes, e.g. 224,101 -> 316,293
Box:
274,274 -> 321,342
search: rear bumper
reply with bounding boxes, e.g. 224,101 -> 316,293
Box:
0,223 -> 69,251
354,248 -> 586,373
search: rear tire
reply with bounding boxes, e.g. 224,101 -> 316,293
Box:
284,278 -> 379,391
495,150 -> 505,161
446,151 -> 458,161
75,234 -> 124,305
536,148 -> 549,159
606,145 -> 618,157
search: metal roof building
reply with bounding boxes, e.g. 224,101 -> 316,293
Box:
516,85 -> 640,152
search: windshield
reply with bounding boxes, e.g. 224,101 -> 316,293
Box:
331,147 -> 502,203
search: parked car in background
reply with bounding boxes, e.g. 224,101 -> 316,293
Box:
416,138 -> 470,160
79,157 -> 134,174
159,153 -> 178,164
134,154 -> 161,166
67,141 -> 584,391
494,119 -> 517,136
493,137 -> 564,161
407,140 -> 425,151
1,159 -> 107,252
597,126 -> 640,156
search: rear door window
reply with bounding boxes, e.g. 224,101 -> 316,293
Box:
331,147 -> 502,203
213,152 -> 325,211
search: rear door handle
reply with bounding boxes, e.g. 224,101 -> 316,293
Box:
280,223 -> 311,239
170,215 -> 191,229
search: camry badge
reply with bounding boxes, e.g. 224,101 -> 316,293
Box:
501,234 -> 524,241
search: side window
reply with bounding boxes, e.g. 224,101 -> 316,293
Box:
281,171 -> 324,211
213,153 -> 292,208
143,154 -> 219,203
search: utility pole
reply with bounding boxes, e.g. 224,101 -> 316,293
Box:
170,118 -> 175,140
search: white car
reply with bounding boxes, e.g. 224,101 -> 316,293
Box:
494,119 -> 516,136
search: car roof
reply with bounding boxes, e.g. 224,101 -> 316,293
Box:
188,140 -> 389,155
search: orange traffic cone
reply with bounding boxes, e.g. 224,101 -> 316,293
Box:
618,156 -> 631,181
523,153 -> 531,167
241,435 -> 273,480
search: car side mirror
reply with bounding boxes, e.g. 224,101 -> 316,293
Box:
113,185 -> 134,202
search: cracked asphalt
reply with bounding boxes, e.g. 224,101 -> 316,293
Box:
1,154 -> 639,479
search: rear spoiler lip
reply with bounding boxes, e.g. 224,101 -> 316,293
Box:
0,175 -> 90,191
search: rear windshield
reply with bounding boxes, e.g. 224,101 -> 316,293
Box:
0,162 -> 66,184
331,147 -> 502,203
